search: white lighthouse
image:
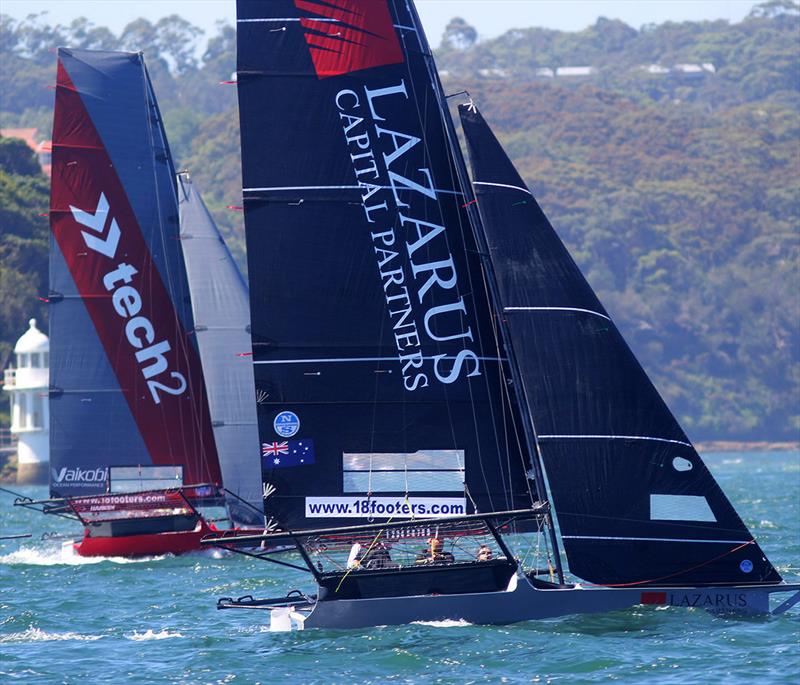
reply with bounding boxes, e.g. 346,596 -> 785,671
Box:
3,319 -> 50,484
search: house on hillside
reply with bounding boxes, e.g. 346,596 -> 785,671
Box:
555,66 -> 596,78
478,67 -> 510,79
0,128 -> 52,177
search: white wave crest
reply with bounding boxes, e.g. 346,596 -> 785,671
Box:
0,626 -> 104,643
412,619 -> 473,628
126,629 -> 184,641
0,545 -> 166,566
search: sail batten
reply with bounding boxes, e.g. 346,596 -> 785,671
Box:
458,102 -> 781,586
537,435 -> 693,446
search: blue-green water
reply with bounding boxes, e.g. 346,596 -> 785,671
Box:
1,451 -> 798,684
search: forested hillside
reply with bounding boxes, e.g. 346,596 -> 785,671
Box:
0,138 -> 48,367
0,2 -> 797,440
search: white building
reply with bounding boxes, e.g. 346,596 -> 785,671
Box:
3,319 -> 49,484
555,66 -> 596,77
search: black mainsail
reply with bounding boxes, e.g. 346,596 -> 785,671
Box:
458,102 -> 781,586
237,0 -> 537,531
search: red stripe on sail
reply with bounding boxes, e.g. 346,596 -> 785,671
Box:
50,59 -> 221,486
294,0 -> 403,79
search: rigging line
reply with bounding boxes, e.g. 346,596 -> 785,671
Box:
147,67 -> 213,486
472,181 -> 533,195
400,2 -> 505,513
457,110 -> 564,580
390,4 -> 466,498
583,539 -> 756,588
470,208 -> 533,510
537,434 -> 692,447
562,535 -> 752,544
503,306 -> 611,322
334,522 -> 394,593
477,244 -> 517,511
446,99 -> 546,510
419,24 -> 540,518
367,292 -> 388,466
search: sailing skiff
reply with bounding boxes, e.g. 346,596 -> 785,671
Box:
203,0 -> 799,628
14,49 -> 264,557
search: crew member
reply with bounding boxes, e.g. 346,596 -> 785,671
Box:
477,544 -> 493,561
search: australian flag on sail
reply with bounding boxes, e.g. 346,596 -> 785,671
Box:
261,439 -> 316,469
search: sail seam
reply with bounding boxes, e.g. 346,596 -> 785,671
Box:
237,18 -> 339,23
563,535 -> 752,544
254,356 -> 506,365
504,306 -> 611,321
473,181 -> 532,195
538,435 -> 691,447
242,185 -> 464,196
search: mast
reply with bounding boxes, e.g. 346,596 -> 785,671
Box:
404,0 -> 564,582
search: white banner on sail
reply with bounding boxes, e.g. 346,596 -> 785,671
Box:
305,497 -> 466,519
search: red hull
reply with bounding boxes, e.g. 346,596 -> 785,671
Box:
73,521 -> 265,558
73,519 -> 214,557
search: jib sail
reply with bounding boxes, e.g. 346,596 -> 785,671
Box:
236,0 -> 534,529
49,49 -> 221,497
458,102 -> 781,586
177,173 -> 263,524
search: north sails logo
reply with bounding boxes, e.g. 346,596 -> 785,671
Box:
69,193 -> 188,405
294,0 -> 404,79
52,466 -> 108,484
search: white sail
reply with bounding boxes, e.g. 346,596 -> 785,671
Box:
178,173 -> 263,525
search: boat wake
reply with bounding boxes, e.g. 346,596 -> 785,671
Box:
0,626 -> 104,643
125,629 -> 184,641
411,619 -> 473,628
0,546 -> 167,566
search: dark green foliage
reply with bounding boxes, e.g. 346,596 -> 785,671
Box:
0,137 -> 40,176
0,137 -> 49,368
0,3 -> 797,440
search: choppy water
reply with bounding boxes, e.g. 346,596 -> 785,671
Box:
1,451 -> 798,684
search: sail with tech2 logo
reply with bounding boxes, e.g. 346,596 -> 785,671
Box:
49,49 -> 221,496
237,0 -> 532,529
